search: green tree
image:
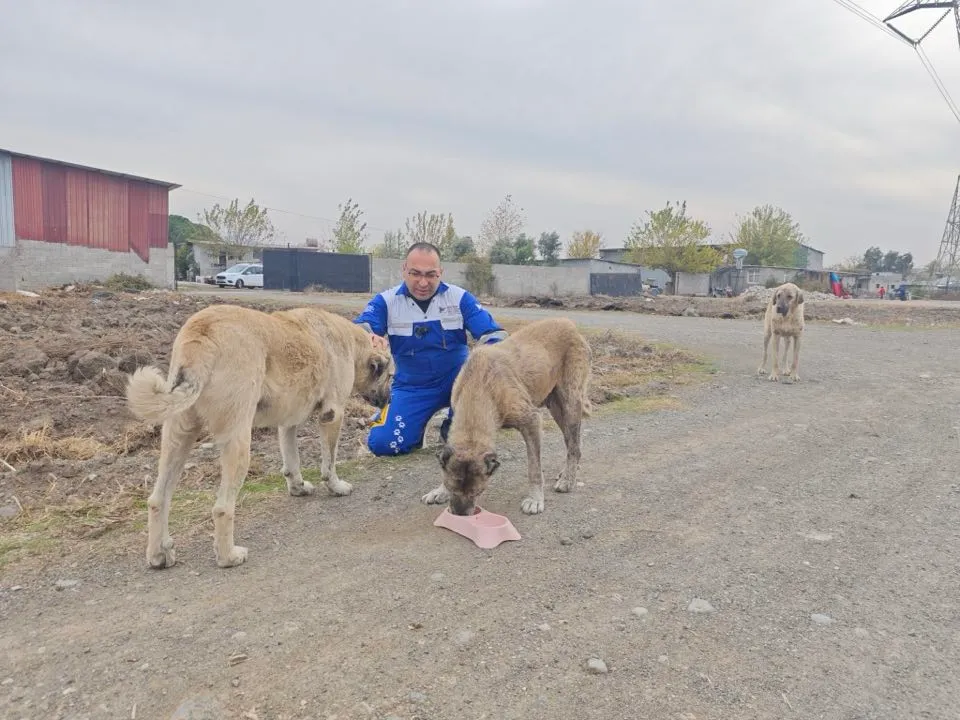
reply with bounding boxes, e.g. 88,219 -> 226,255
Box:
566,230 -> 603,259
882,250 -> 900,273
331,198 -> 368,254
862,246 -> 883,273
371,229 -> 406,259
624,201 -> 721,293
195,198 -> 276,259
479,194 -> 525,256
489,237 -> 516,265
894,252 -> 914,278
513,233 -> 536,265
728,204 -> 804,267
537,231 -> 561,265
449,235 -> 476,261
168,214 -> 201,280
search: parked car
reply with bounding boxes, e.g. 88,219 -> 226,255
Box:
215,263 -> 263,289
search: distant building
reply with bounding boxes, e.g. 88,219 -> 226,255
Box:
599,243 -> 824,272
559,257 -> 670,287
0,148 -> 179,291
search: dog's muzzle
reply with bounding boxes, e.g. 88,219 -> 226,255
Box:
448,495 -> 476,516
776,304 -> 789,316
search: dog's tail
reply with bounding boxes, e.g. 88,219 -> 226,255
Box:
126,366 -> 202,424
126,340 -> 214,424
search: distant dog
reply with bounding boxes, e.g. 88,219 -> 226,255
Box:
422,317 -> 592,516
126,304 -> 394,569
757,282 -> 805,382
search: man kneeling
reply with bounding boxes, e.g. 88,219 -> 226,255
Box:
354,242 -> 507,456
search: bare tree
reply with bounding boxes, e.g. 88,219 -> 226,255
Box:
478,194 -> 525,256
371,229 -> 406,259
195,198 -> 276,259
404,212 -> 457,258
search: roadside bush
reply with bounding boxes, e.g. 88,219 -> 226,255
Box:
102,273 -> 154,292
463,254 -> 495,296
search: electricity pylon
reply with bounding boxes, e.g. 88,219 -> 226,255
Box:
883,2 -> 960,287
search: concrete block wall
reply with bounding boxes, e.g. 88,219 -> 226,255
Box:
371,257 -> 589,297
13,239 -> 175,290
0,247 -> 16,291
675,272 -> 711,296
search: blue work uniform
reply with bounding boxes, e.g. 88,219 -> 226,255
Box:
354,281 -> 507,456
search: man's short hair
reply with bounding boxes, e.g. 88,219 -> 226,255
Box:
405,242 -> 442,260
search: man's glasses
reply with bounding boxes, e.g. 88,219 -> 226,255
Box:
407,270 -> 440,280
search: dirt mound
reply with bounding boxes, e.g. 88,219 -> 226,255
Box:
739,285 -> 839,303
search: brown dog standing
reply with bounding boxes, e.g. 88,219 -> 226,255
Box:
757,282 -> 805,382
422,317 -> 592,516
126,304 -> 394,569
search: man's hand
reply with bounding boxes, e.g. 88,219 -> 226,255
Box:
369,333 -> 389,351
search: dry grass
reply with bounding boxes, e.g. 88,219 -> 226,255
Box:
0,420 -> 160,466
0,422 -> 109,464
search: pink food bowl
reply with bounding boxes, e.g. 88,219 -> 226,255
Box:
433,506 -> 522,549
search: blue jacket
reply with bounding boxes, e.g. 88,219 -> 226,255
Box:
355,282 -> 507,387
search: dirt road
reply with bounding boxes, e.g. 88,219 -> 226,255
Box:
2,294 -> 959,720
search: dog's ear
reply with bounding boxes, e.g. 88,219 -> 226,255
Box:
483,452 -> 500,476
369,354 -> 389,379
438,444 -> 454,469
796,289 -> 804,305
771,291 -> 778,306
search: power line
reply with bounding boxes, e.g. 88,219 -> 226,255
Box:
830,0 -> 914,44
915,43 -> 960,123
830,0 -> 960,125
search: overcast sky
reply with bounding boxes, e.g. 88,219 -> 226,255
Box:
3,0 -> 960,265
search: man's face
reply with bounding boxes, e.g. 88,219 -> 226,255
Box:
403,249 -> 442,301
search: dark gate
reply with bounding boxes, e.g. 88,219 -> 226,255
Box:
262,249 -> 371,292
590,273 -> 645,297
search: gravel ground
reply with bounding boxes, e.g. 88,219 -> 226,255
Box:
1,296 -> 959,720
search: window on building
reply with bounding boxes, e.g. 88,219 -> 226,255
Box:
747,269 -> 760,284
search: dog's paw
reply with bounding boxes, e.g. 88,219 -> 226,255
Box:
768,373 -> 780,383
421,486 -> 449,505
217,545 -> 248,568
147,537 -> 176,569
289,480 -> 315,497
326,478 -> 353,497
520,495 -> 545,515
756,366 -> 766,376
553,472 -> 574,493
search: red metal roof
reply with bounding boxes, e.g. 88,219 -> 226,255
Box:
0,147 -> 180,189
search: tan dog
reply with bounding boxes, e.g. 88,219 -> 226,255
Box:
422,317 -> 592,516
757,282 -> 805,382
126,304 -> 394,569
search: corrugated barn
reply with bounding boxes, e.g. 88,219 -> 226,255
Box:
0,148 -> 180,291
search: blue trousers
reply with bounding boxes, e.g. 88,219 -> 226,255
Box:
367,374 -> 456,456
